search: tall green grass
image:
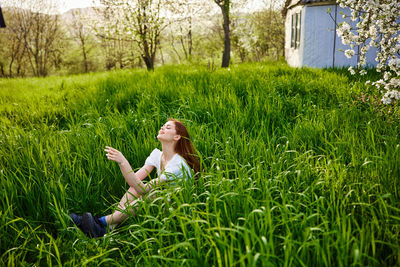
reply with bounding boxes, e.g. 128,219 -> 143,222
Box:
1,62 -> 399,266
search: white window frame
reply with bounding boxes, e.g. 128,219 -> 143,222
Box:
291,12 -> 301,49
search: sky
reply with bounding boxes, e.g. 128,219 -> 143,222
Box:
1,0 -> 281,14
57,0 -> 101,13
0,0 -> 102,13
57,0 -> 280,13
57,0 -> 267,13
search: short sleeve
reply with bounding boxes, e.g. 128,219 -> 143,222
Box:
160,155 -> 193,182
144,149 -> 161,167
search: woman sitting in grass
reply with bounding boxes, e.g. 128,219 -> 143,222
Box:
70,118 -> 200,238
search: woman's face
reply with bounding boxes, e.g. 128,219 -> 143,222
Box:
157,121 -> 180,142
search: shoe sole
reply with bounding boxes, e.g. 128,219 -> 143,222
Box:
70,213 -> 84,232
81,212 -> 96,237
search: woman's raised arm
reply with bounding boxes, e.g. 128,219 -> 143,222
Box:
104,146 -> 155,194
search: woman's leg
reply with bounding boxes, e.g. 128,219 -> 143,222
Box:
104,199 -> 140,226
104,186 -> 141,226
117,186 -> 140,208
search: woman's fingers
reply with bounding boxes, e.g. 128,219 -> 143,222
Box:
105,146 -> 124,164
106,154 -> 115,160
105,146 -> 120,153
105,147 -> 117,153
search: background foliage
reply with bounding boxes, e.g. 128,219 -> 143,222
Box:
0,0 -> 284,77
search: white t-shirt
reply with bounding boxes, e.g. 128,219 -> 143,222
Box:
145,148 -> 192,181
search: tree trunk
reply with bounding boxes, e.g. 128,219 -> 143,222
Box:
188,16 -> 192,58
82,46 -> 88,72
171,34 -> 182,61
0,6 -> 5,28
0,63 -> 4,77
159,43 -> 165,65
276,46 -> 279,61
217,1 -> 230,68
142,55 -> 154,70
80,36 -> 88,73
141,36 -> 152,70
179,25 -> 188,59
8,57 -> 14,77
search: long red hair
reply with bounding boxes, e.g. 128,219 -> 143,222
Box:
169,118 -> 200,174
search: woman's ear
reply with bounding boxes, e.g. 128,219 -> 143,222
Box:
174,134 -> 181,141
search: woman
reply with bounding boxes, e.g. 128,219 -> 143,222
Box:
70,118 -> 200,238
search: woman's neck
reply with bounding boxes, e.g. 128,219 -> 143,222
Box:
161,142 -> 176,161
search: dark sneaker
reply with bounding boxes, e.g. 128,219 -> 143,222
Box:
81,212 -> 106,238
69,213 -> 82,227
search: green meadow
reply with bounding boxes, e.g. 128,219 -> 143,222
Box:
0,62 -> 399,266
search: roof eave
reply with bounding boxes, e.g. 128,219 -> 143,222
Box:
282,0 -> 337,17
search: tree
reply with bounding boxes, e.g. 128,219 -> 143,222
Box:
68,10 -> 93,73
231,13 -> 254,63
93,5 -> 138,70
25,9 -> 62,76
253,0 -> 284,61
337,0 -> 400,104
160,0 -> 215,64
99,0 -> 167,71
214,0 -> 231,68
0,8 -> 28,77
2,0 -> 64,77
0,0 -> 63,77
229,0 -> 284,63
134,0 -> 163,70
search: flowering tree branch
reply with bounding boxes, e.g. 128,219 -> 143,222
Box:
337,0 -> 400,104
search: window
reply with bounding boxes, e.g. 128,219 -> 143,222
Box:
290,12 -> 301,49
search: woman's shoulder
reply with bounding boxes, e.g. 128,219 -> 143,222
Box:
149,148 -> 161,156
145,148 -> 161,166
149,148 -> 162,160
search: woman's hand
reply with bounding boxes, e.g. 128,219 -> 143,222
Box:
104,146 -> 128,165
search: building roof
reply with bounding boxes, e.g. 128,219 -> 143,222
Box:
282,0 -> 336,17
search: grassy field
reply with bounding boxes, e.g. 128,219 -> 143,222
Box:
0,62 -> 399,266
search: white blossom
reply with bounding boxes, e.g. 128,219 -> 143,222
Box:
345,49 -> 355,58
384,71 -> 391,81
348,66 -> 355,75
342,38 -> 351,45
337,0 -> 400,104
382,95 -> 392,104
389,58 -> 400,72
360,45 -> 369,54
342,21 -> 351,32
